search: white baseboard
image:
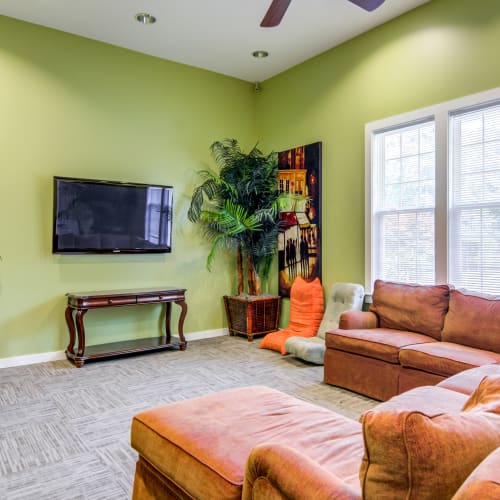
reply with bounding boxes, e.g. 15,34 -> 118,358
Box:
0,350 -> 67,369
184,328 -> 228,341
0,328 -> 228,369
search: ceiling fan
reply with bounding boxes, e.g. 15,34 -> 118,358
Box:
261,0 -> 386,27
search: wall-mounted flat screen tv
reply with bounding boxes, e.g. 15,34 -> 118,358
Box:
53,176 -> 173,254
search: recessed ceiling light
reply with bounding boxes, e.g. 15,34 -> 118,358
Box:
252,50 -> 269,58
135,13 -> 156,24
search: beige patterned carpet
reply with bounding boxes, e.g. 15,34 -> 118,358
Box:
0,335 -> 376,499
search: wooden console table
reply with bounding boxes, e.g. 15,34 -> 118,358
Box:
64,287 -> 187,367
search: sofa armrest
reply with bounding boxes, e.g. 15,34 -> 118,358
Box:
242,443 -> 360,500
339,310 -> 378,330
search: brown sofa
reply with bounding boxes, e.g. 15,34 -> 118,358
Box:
131,365 -> 500,500
324,280 -> 500,401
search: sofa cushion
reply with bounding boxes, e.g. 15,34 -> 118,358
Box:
369,280 -> 450,340
361,385 -> 468,419
452,447 -> 500,500
442,289 -> 500,353
326,328 -> 436,363
360,401 -> 500,499
438,364 -> 500,395
132,386 -> 365,499
399,342 -> 500,377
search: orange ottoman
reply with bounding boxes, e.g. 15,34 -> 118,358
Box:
131,385 -> 363,500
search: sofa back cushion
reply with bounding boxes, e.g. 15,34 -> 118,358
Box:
369,280 -> 450,340
360,376 -> 500,500
442,290 -> 500,353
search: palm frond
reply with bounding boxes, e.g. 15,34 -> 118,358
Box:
200,201 -> 262,236
189,138 -> 283,293
187,169 -> 239,223
206,235 -> 230,271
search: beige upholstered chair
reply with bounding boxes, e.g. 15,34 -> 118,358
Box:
285,282 -> 364,364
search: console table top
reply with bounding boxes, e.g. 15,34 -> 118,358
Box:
66,287 -> 186,298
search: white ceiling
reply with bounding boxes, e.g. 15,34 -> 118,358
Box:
0,0 -> 431,82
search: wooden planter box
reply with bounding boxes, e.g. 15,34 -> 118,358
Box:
223,294 -> 281,342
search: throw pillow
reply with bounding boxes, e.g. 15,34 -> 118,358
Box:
360,393 -> 500,499
462,375 -> 500,414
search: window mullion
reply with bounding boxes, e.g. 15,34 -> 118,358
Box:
435,107 -> 448,284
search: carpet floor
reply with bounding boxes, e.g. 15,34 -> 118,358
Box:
0,335 -> 376,499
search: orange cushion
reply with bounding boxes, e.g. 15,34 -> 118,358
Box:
369,280 -> 450,340
260,277 -> 324,354
259,330 -> 292,355
442,290 -> 500,353
360,380 -> 500,500
286,277 -> 324,337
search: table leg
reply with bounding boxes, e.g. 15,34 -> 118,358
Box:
64,306 -> 76,355
75,309 -> 88,357
176,300 -> 188,350
164,302 -> 172,344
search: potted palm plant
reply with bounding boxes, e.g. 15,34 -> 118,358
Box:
188,138 -> 284,340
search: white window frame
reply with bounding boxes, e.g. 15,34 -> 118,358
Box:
365,87 -> 500,292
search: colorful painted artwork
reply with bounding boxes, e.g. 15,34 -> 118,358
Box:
278,142 -> 322,297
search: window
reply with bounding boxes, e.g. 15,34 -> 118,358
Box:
366,87 -> 500,294
449,104 -> 500,293
372,120 -> 435,284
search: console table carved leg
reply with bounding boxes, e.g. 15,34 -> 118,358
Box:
75,309 -> 88,364
176,300 -> 188,350
165,302 -> 172,344
64,306 -> 76,355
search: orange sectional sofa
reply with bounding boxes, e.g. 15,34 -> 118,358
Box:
324,279 -> 500,401
130,365 -> 500,499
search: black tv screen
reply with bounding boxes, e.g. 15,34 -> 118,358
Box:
53,176 -> 173,254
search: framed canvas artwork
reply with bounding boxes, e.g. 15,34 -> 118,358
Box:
277,142 -> 322,297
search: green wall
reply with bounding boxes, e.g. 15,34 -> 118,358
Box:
0,16 -> 256,358
1,0 -> 500,359
256,0 -> 500,310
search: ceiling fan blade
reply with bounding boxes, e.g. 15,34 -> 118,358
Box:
347,0 -> 386,11
260,0 -> 292,27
